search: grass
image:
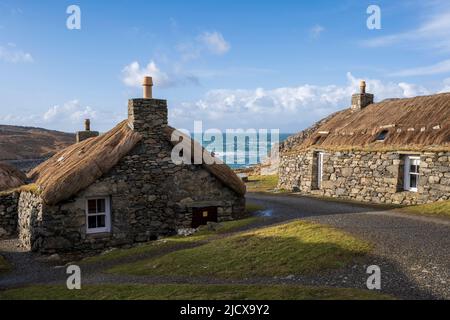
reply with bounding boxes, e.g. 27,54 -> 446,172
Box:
108,220 -> 371,279
0,255 -> 11,274
0,284 -> 393,300
400,200 -> 450,218
81,217 -> 262,265
246,175 -> 279,193
0,183 -> 40,196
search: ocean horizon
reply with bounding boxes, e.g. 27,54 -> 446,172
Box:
195,133 -> 292,169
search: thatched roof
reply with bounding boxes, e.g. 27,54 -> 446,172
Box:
28,121 -> 245,205
164,127 -> 246,196
0,162 -> 27,192
293,93 -> 450,152
28,121 -> 143,205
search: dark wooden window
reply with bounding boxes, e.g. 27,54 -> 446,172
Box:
192,207 -> 218,228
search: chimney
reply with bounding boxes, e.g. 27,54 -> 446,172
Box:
143,76 -> 153,99
128,76 -> 168,140
351,80 -> 374,111
76,119 -> 99,143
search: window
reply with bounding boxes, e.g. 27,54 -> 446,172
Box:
376,130 -> 389,141
404,156 -> 420,192
86,197 -> 111,234
316,152 -> 324,189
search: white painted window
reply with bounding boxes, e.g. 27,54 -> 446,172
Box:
317,152 -> 324,189
86,197 -> 111,234
404,156 -> 420,192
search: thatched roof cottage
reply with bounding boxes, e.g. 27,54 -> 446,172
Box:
279,81 -> 450,205
4,77 -> 246,253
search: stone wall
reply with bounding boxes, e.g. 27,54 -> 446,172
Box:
17,98 -> 245,254
0,192 -> 19,238
279,150 -> 450,205
18,191 -> 43,250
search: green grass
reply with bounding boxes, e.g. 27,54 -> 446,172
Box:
246,175 -> 279,193
0,284 -> 393,300
0,255 -> 11,274
81,217 -> 262,265
400,200 -> 450,218
108,220 -> 371,279
0,183 -> 40,196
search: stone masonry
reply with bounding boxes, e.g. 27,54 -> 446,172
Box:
279,150 -> 450,205
0,191 -> 19,238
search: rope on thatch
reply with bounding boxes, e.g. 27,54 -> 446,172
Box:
296,93 -> 450,151
0,162 -> 26,192
164,127 -> 246,196
28,120 -> 142,205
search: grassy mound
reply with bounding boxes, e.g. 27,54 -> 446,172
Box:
108,220 -> 371,278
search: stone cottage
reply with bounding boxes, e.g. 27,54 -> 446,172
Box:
1,77 -> 246,253
279,81 -> 450,205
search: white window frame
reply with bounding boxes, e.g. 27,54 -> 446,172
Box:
86,197 -> 111,234
317,152 -> 324,189
404,156 -> 420,192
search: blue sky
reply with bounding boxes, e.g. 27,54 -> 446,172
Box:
1,0 -> 450,133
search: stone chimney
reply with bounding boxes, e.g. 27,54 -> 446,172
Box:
128,76 -> 168,141
351,80 -> 374,111
76,119 -> 99,143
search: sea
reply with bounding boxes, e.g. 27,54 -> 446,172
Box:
195,133 -> 292,169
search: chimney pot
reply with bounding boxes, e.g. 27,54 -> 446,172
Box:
142,76 -> 153,99
84,119 -> 91,131
360,80 -> 366,94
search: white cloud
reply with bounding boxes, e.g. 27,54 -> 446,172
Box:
121,60 -> 199,88
0,44 -> 33,63
363,9 -> 450,52
197,31 -> 230,55
122,60 -> 171,88
0,100 -> 124,132
43,100 -> 96,124
310,25 -> 325,39
439,78 -> 450,93
170,73 -> 443,132
390,59 -> 450,77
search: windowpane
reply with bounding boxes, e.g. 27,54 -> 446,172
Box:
410,165 -> 419,174
87,200 -> 97,214
97,199 -> 106,213
410,174 -> 418,189
96,215 -> 106,228
88,215 -> 97,229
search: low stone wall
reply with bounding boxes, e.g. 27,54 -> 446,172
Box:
18,191 -> 44,250
0,192 -> 19,238
279,150 -> 450,205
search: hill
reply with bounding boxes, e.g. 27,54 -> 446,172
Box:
0,125 -> 74,161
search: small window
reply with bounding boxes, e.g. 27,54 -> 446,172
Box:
376,130 -> 389,141
404,156 -> 420,192
86,197 -> 111,234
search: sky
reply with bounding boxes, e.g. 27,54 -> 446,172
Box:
1,0 -> 450,133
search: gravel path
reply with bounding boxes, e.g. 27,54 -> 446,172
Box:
1,193 -> 448,300
247,193 -> 450,300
